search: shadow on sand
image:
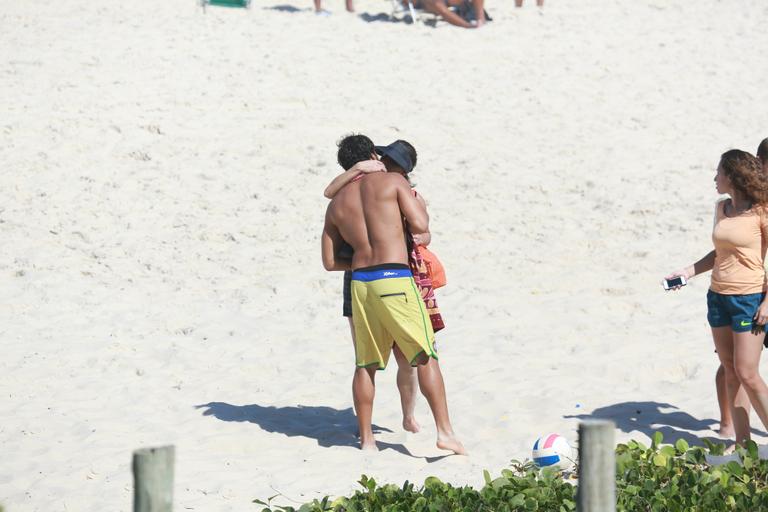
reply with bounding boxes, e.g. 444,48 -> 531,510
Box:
196,401 -> 451,460
263,4 -> 307,12
564,400 -> 765,447
196,402 -> 386,448
358,12 -> 414,24
260,4 -> 435,26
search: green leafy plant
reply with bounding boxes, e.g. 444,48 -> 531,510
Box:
254,464 -> 576,511
615,431 -> 768,511
255,432 -> 768,512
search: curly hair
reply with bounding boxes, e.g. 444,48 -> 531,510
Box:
757,137 -> 768,163
720,149 -> 768,205
337,134 -> 375,171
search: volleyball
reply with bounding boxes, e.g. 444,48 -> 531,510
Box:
532,433 -> 572,469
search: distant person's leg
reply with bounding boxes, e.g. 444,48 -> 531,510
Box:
733,331 -> 768,435
472,0 -> 486,26
713,327 -> 751,444
414,354 -> 467,454
537,0 -> 543,6
421,0 -> 473,28
345,0 -> 354,11
392,345 -> 420,433
515,0 -> 522,6
716,364 -> 734,437
314,0 -> 332,15
352,366 -> 378,450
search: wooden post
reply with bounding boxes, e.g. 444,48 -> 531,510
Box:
577,421 -> 615,512
133,446 -> 175,512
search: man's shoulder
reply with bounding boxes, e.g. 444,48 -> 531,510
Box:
365,172 -> 408,187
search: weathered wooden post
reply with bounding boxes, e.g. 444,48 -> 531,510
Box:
133,445 -> 175,512
577,421 -> 615,512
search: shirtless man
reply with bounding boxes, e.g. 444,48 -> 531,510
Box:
321,134 -> 465,454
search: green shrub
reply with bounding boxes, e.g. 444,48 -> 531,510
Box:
255,465 -> 576,512
615,432 -> 768,511
255,432 -> 768,512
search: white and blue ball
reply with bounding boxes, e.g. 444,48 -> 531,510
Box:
532,433 -> 572,470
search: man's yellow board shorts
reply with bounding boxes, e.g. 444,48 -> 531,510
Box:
351,264 -> 437,369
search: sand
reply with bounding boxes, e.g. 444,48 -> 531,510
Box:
2,0 -> 768,510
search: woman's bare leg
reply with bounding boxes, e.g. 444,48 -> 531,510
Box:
713,327 -> 751,445
733,331 -> 768,434
716,364 -> 734,437
392,345 -> 421,433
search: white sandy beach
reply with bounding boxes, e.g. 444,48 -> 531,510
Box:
2,0 -> 768,510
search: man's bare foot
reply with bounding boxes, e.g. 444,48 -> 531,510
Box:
403,416 -> 421,433
360,440 -> 378,451
719,424 -> 735,438
437,434 -> 467,455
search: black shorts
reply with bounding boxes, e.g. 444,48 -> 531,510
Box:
342,270 -> 352,317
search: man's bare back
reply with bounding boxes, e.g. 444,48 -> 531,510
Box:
322,172 -> 427,271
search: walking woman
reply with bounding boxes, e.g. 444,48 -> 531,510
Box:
665,149 -> 768,445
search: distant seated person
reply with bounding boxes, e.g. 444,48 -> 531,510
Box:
314,0 -> 353,15
419,0 -> 487,28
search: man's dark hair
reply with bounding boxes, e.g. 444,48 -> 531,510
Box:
757,137 -> 768,162
395,139 -> 417,169
337,134 -> 375,170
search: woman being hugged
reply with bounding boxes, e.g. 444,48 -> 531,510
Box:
666,149 -> 768,445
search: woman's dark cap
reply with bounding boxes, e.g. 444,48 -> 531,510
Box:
375,141 -> 414,174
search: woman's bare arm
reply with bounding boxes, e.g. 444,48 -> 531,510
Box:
411,192 -> 431,246
663,250 -> 715,290
323,160 -> 386,199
